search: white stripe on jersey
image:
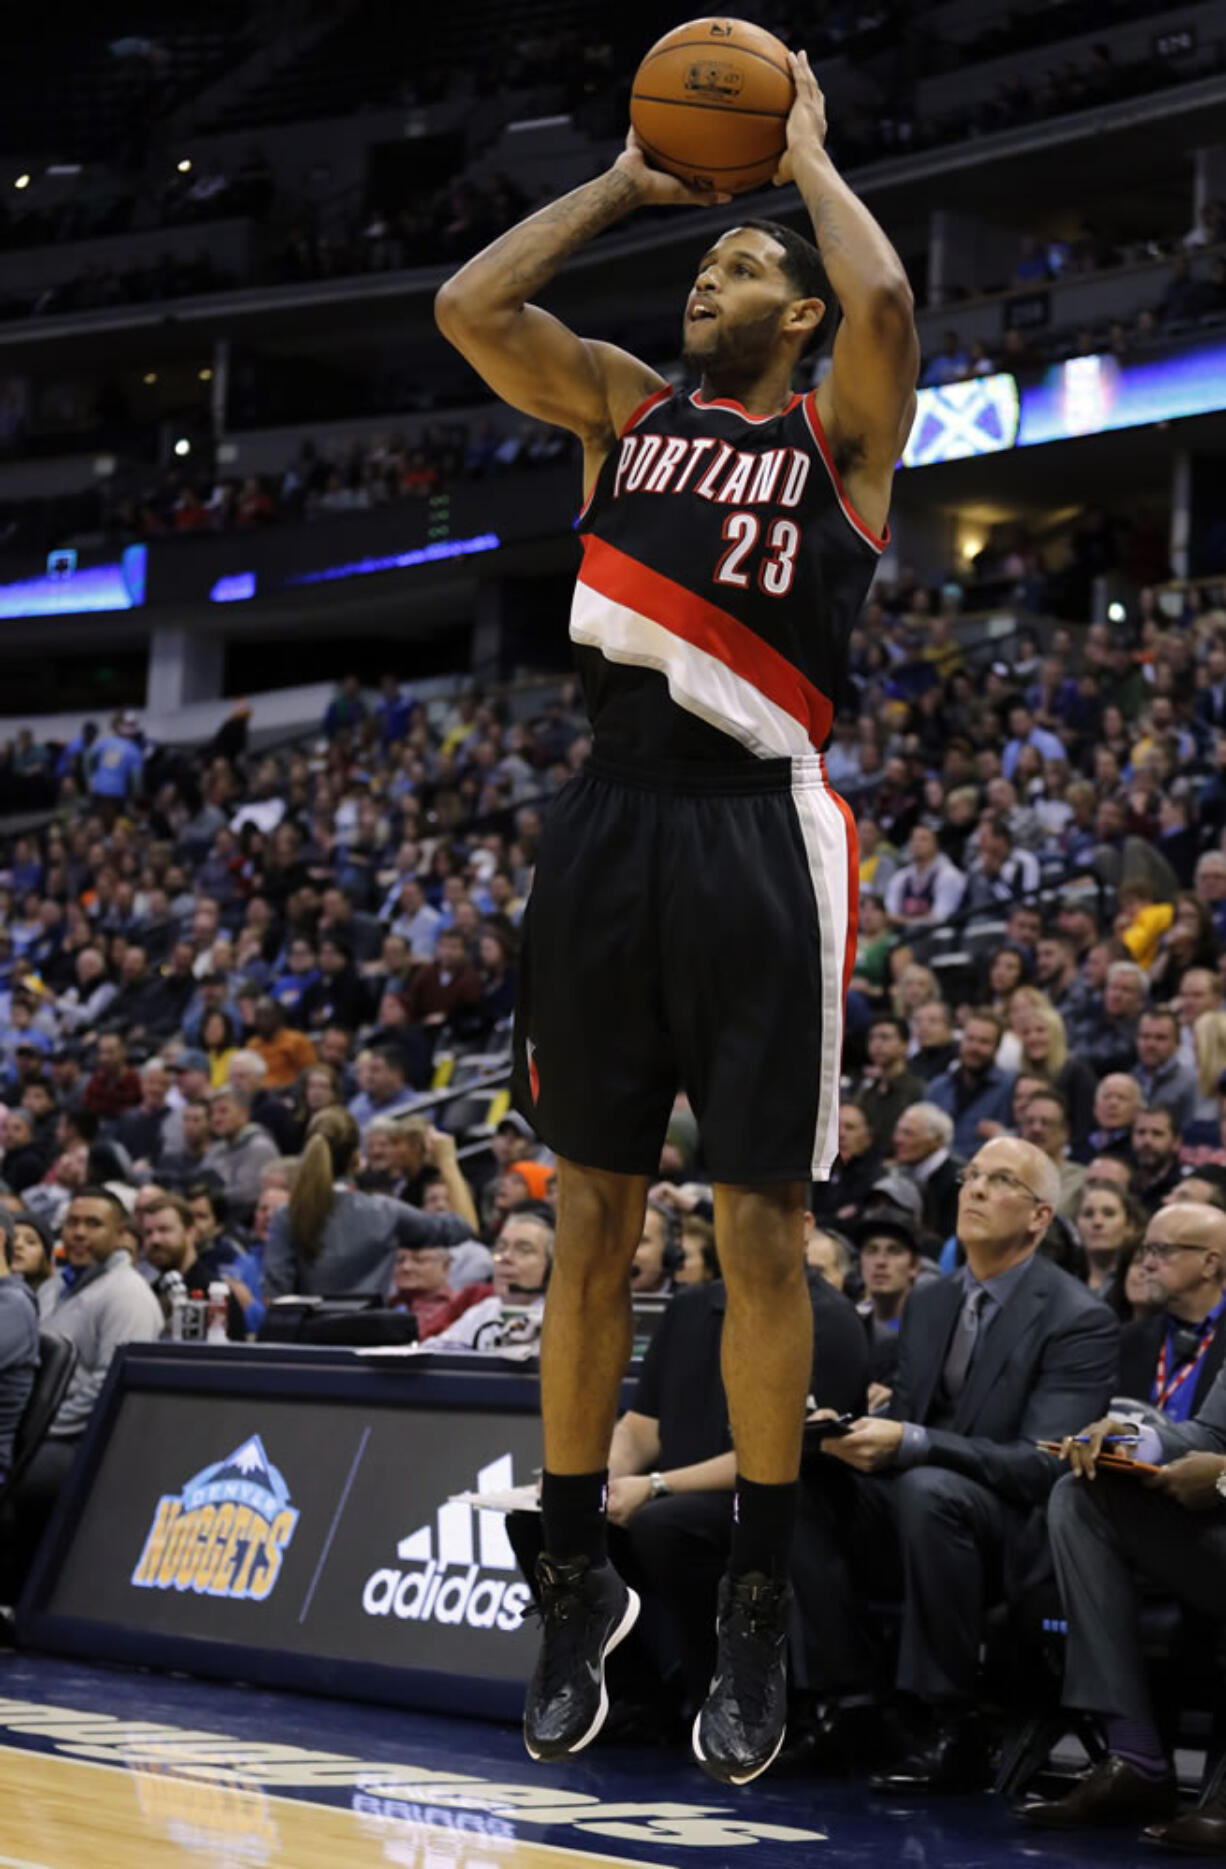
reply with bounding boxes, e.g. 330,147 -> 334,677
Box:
569,582 -> 813,762
790,767 -> 853,1179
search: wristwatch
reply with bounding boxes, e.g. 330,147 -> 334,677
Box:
649,1471 -> 671,1500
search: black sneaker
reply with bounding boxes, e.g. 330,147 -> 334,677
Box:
523,1554 -> 640,1763
693,1571 -> 790,1786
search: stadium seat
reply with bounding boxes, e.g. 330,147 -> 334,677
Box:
0,1334 -> 78,1514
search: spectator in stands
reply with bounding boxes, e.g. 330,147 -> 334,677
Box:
891,1102 -> 961,1243
1117,1201 -> 1226,1420
226,1049 -> 297,1154
15,1187 -> 162,1544
1002,703 -> 1065,781
1089,1072 -> 1144,1155
853,1208 -> 922,1395
0,1209 -> 37,1485
247,995 -> 316,1091
433,1204 -> 554,1349
1131,1107 -> 1186,1213
112,1060 -> 172,1168
204,1086 -> 280,1224
962,816 -> 1040,913
263,1106 -> 473,1299
928,1010 -> 1016,1158
812,1103 -> 884,1224
11,1212 -> 53,1295
909,1000 -> 957,1084
82,1031 -> 140,1120
155,1097 -> 212,1187
86,714 -> 143,813
348,1043 -> 416,1134
1081,961 -> 1146,1077
1115,880 -> 1174,973
270,937 -> 322,1028
141,1191 -> 254,1339
1075,1182 -> 1146,1303
630,1203 -> 677,1296
851,1016 -> 926,1154
804,1218 -> 853,1291
885,825 -> 966,932
198,1008 -> 239,1087
388,1243 -> 493,1339
1017,1002 -> 1096,1156
1020,1206 -> 1226,1845
1018,1087 -> 1085,1219
794,1138 -> 1116,1788
324,676 -> 367,741
1176,967 -> 1221,1072
920,330 -> 969,388
1132,1007 -> 1198,1131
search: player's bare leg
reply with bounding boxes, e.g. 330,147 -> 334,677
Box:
523,1158 -> 648,1763
693,1180 -> 811,1785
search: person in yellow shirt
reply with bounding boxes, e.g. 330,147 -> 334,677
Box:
248,996 -> 318,1090
1115,879 -> 1174,971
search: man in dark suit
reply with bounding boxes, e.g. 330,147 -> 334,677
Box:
1117,1201 -> 1226,1422
792,1136 -> 1119,1788
1020,1200 -> 1226,1849
507,1267 -> 868,1725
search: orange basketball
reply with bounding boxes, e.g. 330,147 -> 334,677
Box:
630,17 -> 795,196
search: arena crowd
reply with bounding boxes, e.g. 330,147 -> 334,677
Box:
3,586 -> 1226,1834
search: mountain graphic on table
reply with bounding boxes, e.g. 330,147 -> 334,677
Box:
187,1435 -> 291,1504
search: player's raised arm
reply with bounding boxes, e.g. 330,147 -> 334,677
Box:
775,52 -> 919,475
434,135 -> 728,456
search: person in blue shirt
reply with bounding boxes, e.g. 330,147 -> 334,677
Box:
269,935 -> 322,1029
928,1011 -> 1017,1158
88,715 -> 144,806
375,675 -> 413,748
1001,702 -> 1067,781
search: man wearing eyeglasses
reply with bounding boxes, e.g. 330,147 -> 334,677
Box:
790,1137 -> 1117,1787
1118,1201 -> 1226,1424
1020,1201 -> 1226,1849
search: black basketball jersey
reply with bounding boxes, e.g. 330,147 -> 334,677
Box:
571,384 -> 887,766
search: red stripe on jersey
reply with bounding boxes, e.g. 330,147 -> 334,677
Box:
620,385 -> 674,436
578,533 -> 834,750
820,755 -> 861,999
690,389 -> 804,423
802,392 -> 890,553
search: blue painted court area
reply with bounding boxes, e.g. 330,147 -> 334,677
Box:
0,1652 -> 1176,1868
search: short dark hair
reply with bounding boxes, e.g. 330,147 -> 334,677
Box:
70,1185 -> 129,1220
370,1045 -> 406,1078
185,1180 -> 227,1222
1139,1007 -> 1180,1037
870,1013 -> 909,1042
1136,1104 -> 1177,1132
737,218 -> 836,354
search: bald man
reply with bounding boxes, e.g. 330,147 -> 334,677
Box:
1117,1199 -> 1226,1424
1022,1202 -> 1226,1847
792,1138 -> 1118,1790
1089,1074 -> 1143,1155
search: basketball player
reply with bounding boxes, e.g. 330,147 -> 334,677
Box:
436,51 -> 917,1784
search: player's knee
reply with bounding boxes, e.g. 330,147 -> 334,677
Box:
553,1161 -> 646,1271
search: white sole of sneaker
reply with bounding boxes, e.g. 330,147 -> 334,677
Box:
524,1586 -> 641,1764
692,1707 -> 788,1788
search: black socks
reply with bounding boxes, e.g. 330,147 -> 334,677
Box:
730,1476 -> 798,1580
541,1468 -> 609,1568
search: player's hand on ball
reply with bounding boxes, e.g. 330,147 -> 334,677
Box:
774,49 -> 828,185
614,129 -> 731,207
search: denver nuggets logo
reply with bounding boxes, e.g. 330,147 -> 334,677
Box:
131,1435 -> 299,1602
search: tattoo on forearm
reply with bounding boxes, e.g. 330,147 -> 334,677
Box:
465,169 -> 641,304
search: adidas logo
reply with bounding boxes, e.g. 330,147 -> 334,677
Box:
361,1455 -> 532,1633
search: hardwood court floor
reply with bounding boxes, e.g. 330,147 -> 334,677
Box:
0,1653 -> 1168,1869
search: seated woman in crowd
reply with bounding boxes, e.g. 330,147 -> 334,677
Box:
263,1106 -> 477,1299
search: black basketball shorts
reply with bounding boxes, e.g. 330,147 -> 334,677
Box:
510,750 -> 858,1183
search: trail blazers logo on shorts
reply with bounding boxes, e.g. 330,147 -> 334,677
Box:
526,1036 -> 540,1104
131,1435 -> 300,1601
361,1454 -> 532,1632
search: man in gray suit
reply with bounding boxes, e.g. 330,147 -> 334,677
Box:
792,1136 -> 1118,1788
1021,1198 -> 1226,1851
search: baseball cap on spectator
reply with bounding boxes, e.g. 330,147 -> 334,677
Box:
51,1040 -> 83,1062
851,1208 -> 922,1254
865,1171 -> 924,1223
509,1161 -> 554,1201
174,1049 -> 210,1074
497,1112 -> 536,1142
118,712 -> 140,733
103,1182 -> 137,1215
